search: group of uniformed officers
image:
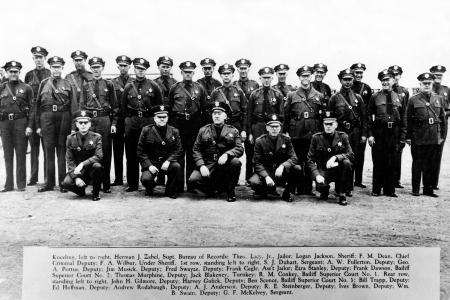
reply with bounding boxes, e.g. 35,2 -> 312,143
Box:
0,46 -> 448,205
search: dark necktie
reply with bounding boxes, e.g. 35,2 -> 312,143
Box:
386,91 -> 393,115
163,78 -> 170,91
263,88 -> 270,114
225,87 -> 231,101
94,80 -> 100,98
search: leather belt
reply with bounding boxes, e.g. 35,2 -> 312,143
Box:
41,105 -> 68,112
87,109 -> 110,118
128,110 -> 151,118
0,112 -> 27,121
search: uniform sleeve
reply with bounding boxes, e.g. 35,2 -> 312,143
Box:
406,98 -> 414,140
240,90 -> 248,131
253,139 -> 269,178
247,92 -> 255,134
25,85 -> 34,128
335,133 -> 355,163
137,127 -> 152,170
307,136 -> 320,178
367,95 -> 376,137
152,81 -> 163,105
70,84 -> 79,132
199,84 -> 208,114
167,129 -> 183,162
358,94 -> 368,137
283,93 -> 292,133
81,136 -> 103,166
281,138 -> 298,168
120,84 -> 131,124
192,128 -> 206,167
398,95 -> 407,143
108,81 -> 119,127
439,97 -> 447,139
33,81 -> 45,129
66,136 -> 77,178
225,128 -> 244,158
168,84 -> 177,112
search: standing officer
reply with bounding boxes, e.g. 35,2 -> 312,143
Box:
249,114 -> 301,202
62,110 -> 103,201
406,72 -> 446,197
430,65 -> 450,190
188,101 -> 243,202
311,63 -> 332,106
0,61 -> 33,192
307,111 -> 354,206
65,50 -> 93,105
24,46 -> 51,186
154,56 -> 177,106
121,58 -> 163,192
197,58 -> 221,101
389,65 -> 410,189
367,70 -> 406,197
209,63 -> 247,135
246,67 -> 284,182
80,57 -> 118,193
233,58 -> 259,182
284,65 -> 325,195
137,105 -> 183,198
111,55 -> 134,186
328,68 -> 367,196
273,64 -> 295,104
350,63 -> 372,188
34,56 -> 77,192
168,61 -> 207,192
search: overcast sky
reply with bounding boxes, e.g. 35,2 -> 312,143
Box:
3,0 -> 450,88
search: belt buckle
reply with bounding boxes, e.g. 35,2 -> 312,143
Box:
8,113 -> 14,121
93,110 -> 97,117
138,111 -> 143,118
304,111 -> 309,119
52,105 -> 58,112
345,122 -> 351,130
387,122 -> 393,128
185,113 -> 190,120
429,118 -> 434,125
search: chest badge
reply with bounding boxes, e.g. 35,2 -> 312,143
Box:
272,98 -> 276,103
337,142 -> 342,147
355,99 -> 358,104
89,140 -> 94,145
436,101 -> 439,105
402,93 -> 405,97
77,147 -> 81,151
234,93 -> 238,97
282,144 -> 286,149
19,89 -> 24,94
104,88 -> 108,92
445,92 -> 448,97
148,88 -> 152,93
426,102 -> 430,106
327,148 -> 331,152
120,88 -> 124,92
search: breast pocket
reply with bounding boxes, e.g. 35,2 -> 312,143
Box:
413,103 -> 427,119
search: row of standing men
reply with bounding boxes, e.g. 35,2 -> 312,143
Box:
0,46 -> 448,200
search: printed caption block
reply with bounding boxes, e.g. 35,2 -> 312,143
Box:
23,247 -> 439,300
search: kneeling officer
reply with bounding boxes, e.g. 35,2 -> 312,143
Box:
62,110 -> 103,201
137,105 -> 183,198
188,101 -> 244,202
249,114 -> 301,202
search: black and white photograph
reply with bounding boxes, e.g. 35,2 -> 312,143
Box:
0,0 -> 449,299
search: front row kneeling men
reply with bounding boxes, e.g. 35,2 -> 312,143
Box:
249,114 -> 301,202
307,111 -> 355,206
189,101 -> 244,202
62,110 -> 104,201
137,105 -> 183,198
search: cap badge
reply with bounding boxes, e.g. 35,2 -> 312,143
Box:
53,57 -> 58,62
320,63 -> 323,67
36,47 -> 41,52
76,51 -> 80,55
282,144 -> 286,148
394,66 -> 398,70
272,115 -> 277,120
326,111 -> 330,117
425,74 -> 430,78
89,140 -> 93,145
338,142 -> 342,147
160,105 -> 164,111
241,59 -> 245,64
81,111 -> 86,117
358,63 -> 362,67
205,59 -> 209,63
215,102 -> 219,107
140,59 -> 144,64
11,62 -> 16,66
165,56 -> 169,60
122,56 -> 126,61
438,66 -> 442,70
93,58 -> 98,62
265,67 -> 269,73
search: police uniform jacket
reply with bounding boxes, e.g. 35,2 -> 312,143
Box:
154,76 -> 177,105
352,81 -> 372,105
121,78 -> 163,118
393,84 -> 410,108
197,77 -> 222,98
368,90 -> 406,142
307,131 -> 355,178
112,75 -> 134,119
66,131 -> 103,178
65,70 -> 93,102
81,78 -> 119,126
137,124 -> 183,170
312,81 -> 332,104
210,85 -> 247,131
33,77 -> 78,128
284,87 -> 325,140
273,82 -> 295,100
24,68 -> 51,99
247,87 -> 284,138
168,81 -> 207,119
406,92 -> 446,145
432,83 -> 450,118
0,80 -> 33,124
253,133 -> 297,178
192,123 -> 243,168
233,78 -> 259,99
328,88 -> 367,136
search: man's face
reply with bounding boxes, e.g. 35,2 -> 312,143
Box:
76,119 -> 91,133
238,66 -> 249,78
266,123 -> 281,136
158,64 -> 172,76
276,71 -> 287,82
50,65 -> 63,77
181,69 -> 194,81
260,75 -> 273,87
353,69 -> 364,82
314,70 -> 325,82
420,80 -> 433,93
154,114 -> 168,127
299,74 -> 312,87
393,74 -> 401,84
341,77 -> 354,89
33,55 -> 45,68
73,58 -> 86,71
323,120 -> 337,134
381,77 -> 393,91
90,65 -> 103,78
212,110 -> 226,124
134,66 -> 146,78
220,72 -> 233,84
432,72 -> 443,84
202,65 -> 214,77
118,64 -> 130,76
7,69 -> 20,81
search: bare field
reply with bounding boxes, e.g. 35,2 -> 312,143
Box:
0,141 -> 448,300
